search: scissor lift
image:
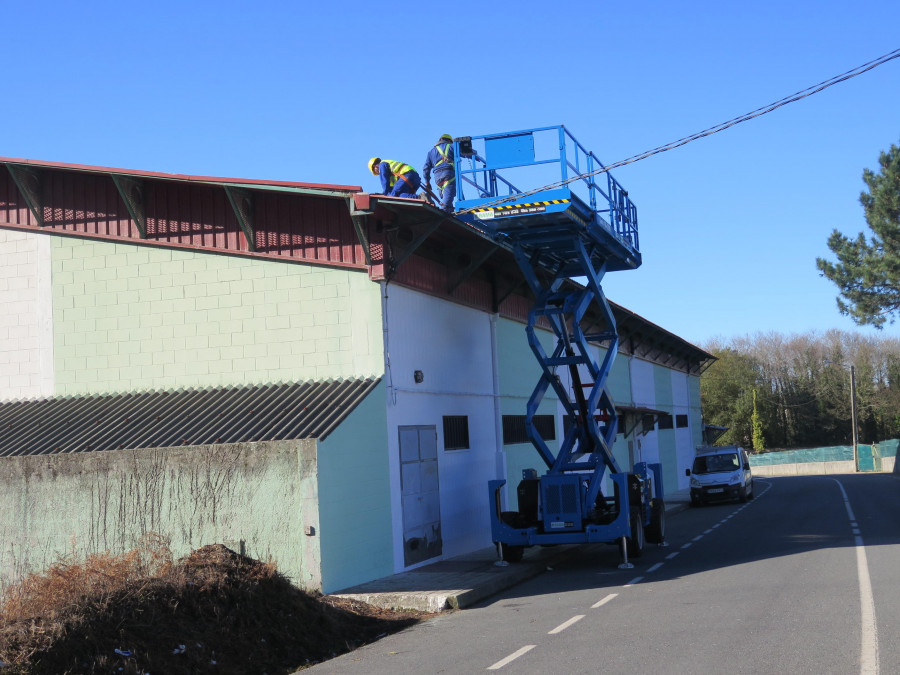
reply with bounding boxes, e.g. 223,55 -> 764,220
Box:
452,126 -> 665,566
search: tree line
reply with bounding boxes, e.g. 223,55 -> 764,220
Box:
699,330 -> 900,451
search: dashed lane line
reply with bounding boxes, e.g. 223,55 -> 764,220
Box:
488,645 -> 535,671
591,593 -> 618,608
549,615 -> 585,634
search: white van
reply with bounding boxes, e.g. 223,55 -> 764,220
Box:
686,445 -> 753,506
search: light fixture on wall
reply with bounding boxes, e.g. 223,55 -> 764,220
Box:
414,370 -> 424,384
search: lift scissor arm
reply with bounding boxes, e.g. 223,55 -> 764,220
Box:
453,126 -> 666,564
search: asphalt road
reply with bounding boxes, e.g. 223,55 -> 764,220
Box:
308,473 -> 900,674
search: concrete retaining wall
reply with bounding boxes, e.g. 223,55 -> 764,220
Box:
0,439 -> 321,592
751,449 -> 897,477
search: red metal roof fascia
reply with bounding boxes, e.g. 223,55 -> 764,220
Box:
609,300 -> 715,363
0,221 -> 370,272
0,156 -> 363,194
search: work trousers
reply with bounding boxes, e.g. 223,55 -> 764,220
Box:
434,169 -> 455,212
388,170 -> 422,198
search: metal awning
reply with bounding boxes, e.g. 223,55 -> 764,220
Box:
0,377 -> 380,457
616,405 -> 670,437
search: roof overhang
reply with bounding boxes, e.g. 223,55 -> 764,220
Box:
349,193 -> 715,375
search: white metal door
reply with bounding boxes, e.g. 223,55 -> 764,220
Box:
399,425 -> 442,566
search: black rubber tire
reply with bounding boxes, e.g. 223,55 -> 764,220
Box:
739,486 -> 748,503
619,507 -> 645,559
747,481 -> 755,500
646,499 -> 666,544
690,497 -> 703,508
500,544 -> 525,562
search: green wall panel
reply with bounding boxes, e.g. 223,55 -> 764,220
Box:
316,381 -> 392,593
50,237 -> 383,394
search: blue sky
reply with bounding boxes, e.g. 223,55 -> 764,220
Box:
4,1 -> 899,346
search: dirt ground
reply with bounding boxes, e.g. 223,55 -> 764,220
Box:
0,540 -> 435,674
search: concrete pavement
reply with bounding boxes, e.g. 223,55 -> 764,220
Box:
330,488 -> 691,612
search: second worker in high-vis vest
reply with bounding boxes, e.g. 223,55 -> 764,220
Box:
368,157 -> 421,199
422,134 -> 456,212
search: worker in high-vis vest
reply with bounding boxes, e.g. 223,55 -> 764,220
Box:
422,134 -> 456,212
368,157 -> 421,199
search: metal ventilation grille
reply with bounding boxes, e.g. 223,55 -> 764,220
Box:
0,378 -> 380,457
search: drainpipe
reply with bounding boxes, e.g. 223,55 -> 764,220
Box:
489,314 -> 506,506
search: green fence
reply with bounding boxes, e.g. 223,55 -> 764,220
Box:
748,439 -> 899,472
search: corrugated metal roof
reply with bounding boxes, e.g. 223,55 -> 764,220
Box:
0,378 -> 380,457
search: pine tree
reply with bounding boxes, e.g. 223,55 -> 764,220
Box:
817,142 -> 900,327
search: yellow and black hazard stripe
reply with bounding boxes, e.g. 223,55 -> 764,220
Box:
473,198 -> 569,213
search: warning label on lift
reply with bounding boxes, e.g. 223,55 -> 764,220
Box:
475,204 -> 547,219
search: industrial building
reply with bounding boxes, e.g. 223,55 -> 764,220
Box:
0,153 -> 713,593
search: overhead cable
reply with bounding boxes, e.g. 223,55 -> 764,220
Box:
457,47 -> 900,214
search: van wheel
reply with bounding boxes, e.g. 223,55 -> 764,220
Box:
748,482 -> 755,500
739,486 -> 748,503
646,499 -> 666,544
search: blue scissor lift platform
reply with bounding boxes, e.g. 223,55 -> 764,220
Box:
452,126 -> 665,565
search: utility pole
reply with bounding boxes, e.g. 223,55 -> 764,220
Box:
850,364 -> 859,471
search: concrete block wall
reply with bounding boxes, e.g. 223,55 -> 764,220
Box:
0,230 -> 54,399
0,234 -> 384,401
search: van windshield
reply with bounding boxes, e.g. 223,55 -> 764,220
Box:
693,453 -> 740,474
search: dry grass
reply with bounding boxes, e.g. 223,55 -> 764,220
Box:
0,537 -> 430,674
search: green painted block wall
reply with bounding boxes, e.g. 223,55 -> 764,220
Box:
50,237 -> 383,394
316,381 -> 393,593
496,318 -> 559,509
653,364 -> 678,493
607,354 -> 632,405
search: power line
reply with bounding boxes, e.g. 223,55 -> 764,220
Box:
457,47 -> 900,214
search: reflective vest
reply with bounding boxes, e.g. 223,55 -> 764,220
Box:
385,160 -> 415,188
434,142 -> 454,170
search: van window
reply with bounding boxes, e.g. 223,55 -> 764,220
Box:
692,453 -> 740,474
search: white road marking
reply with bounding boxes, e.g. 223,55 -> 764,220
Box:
591,593 -> 618,608
681,542 -> 692,549
832,478 -> 879,675
692,535 -> 703,542
488,645 -> 535,670
647,562 -> 664,572
549,615 -> 585,634
666,552 -> 679,560
624,576 -> 644,586
704,528 -> 713,534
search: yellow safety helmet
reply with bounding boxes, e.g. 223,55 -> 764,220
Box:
438,134 -> 452,142
368,157 -> 381,175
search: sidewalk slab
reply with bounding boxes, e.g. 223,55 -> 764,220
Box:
329,488 -> 691,612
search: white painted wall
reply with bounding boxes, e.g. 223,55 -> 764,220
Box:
0,230 -> 54,401
382,284 -> 498,570
671,369 -> 695,489
630,358 -> 659,466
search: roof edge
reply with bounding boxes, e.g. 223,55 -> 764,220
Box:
0,156 -> 363,193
